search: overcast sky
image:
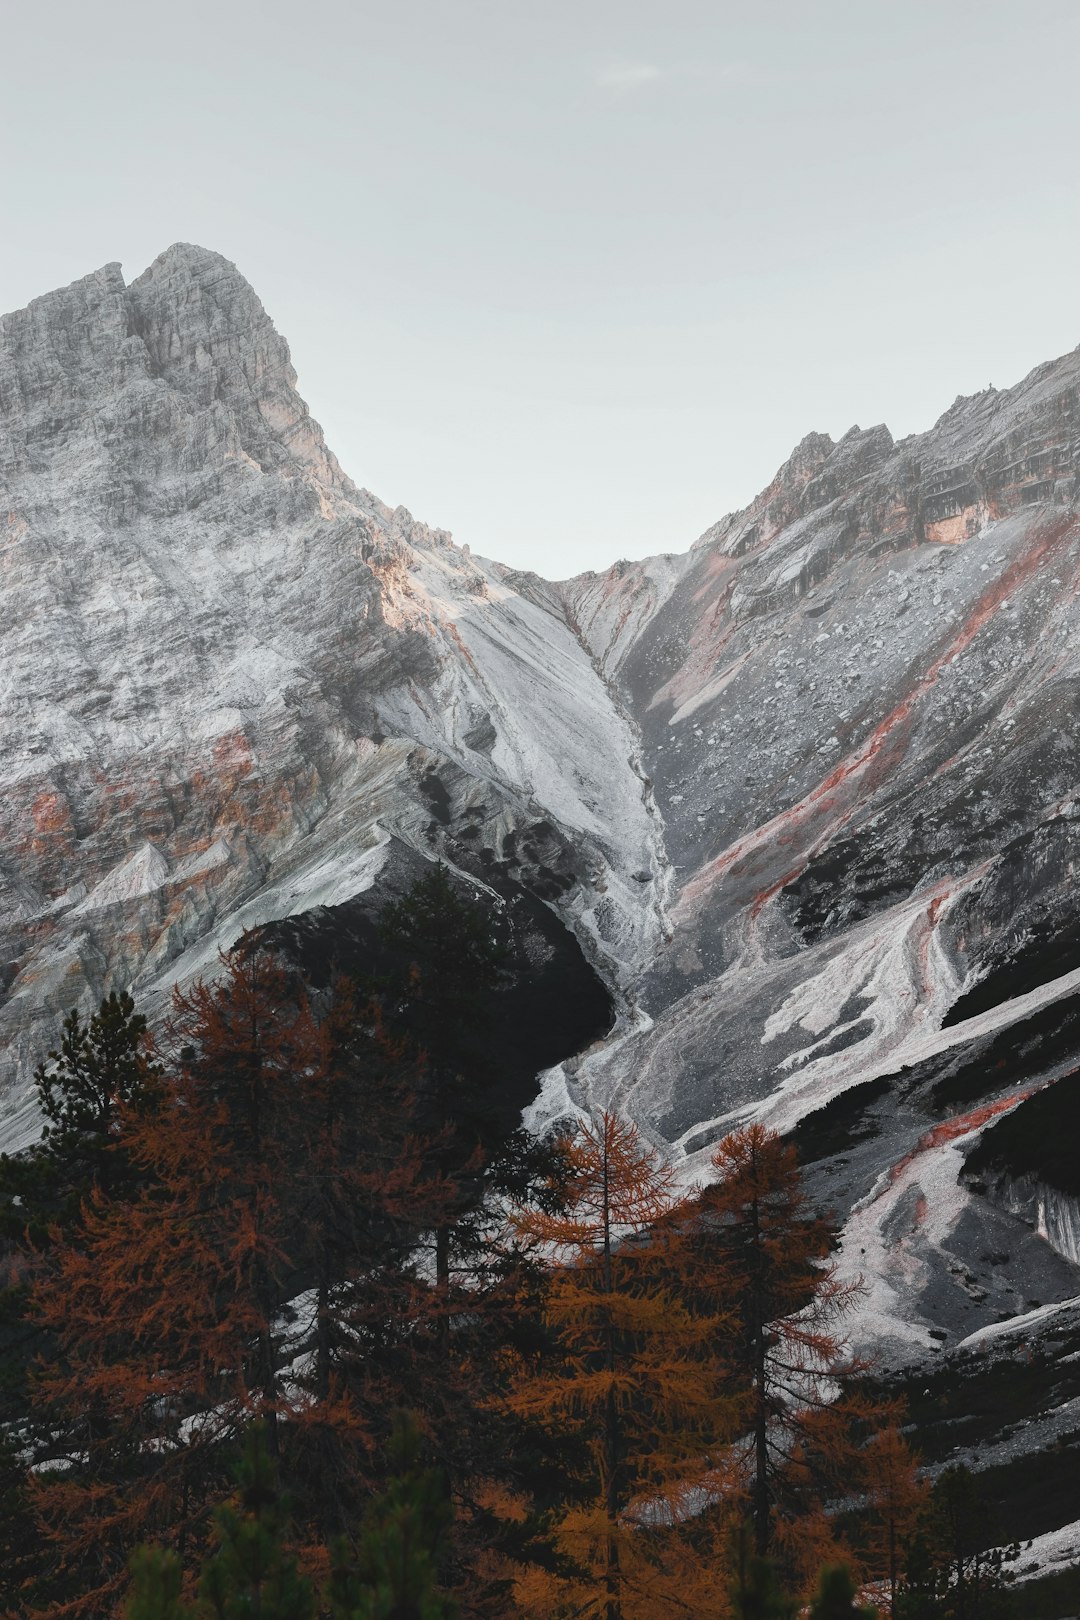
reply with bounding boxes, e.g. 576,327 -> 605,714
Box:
4,1 -> 1080,575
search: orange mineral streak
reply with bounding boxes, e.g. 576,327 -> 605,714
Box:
885,1087 -> 1043,1192
211,728 -> 254,777
30,788 -> 73,838
674,515 -> 1077,923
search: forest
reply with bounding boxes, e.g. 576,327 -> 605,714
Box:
0,869 -> 1022,1619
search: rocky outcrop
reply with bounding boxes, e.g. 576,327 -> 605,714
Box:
975,1172 -> 1080,1268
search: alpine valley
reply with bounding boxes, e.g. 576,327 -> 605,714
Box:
3,245 -> 1080,1587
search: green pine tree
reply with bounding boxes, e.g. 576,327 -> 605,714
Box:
125,1546 -> 196,1620
198,1423 -> 314,1620
0,989 -> 161,1245
808,1564 -> 877,1619
377,863 -> 506,1145
0,1427 -> 39,1616
328,1410 -> 457,1620
377,865 -> 563,1320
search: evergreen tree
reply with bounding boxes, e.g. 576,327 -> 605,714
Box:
198,1425 -> 314,1620
0,991 -> 162,1245
728,1538 -> 796,1620
0,989 -> 162,1421
373,864 -> 582,1600
808,1564 -> 877,1619
377,864 -> 507,1320
0,990 -> 161,1618
0,1427 -> 39,1620
896,1465 -> 1016,1620
124,1547 -> 193,1620
327,1410 -> 457,1620
285,980 -> 463,1550
123,1428 -> 313,1620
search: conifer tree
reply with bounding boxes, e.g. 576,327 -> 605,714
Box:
327,1410 -> 457,1620
285,981 -> 463,1548
895,1465 -> 1016,1620
0,990 -> 161,1394
808,1565 -> 878,1619
860,1426 -> 926,1612
684,1126 -> 874,1584
373,863 -> 582,1596
28,946 -> 332,1612
507,1112 -> 729,1620
25,944 -> 483,1612
198,1425 -> 314,1620
0,1427 -> 39,1620
123,1427 -> 313,1620
727,1531 -> 796,1620
377,864 -> 507,1321
0,990 -> 162,1618
124,1547 -> 193,1620
0,991 -> 160,1256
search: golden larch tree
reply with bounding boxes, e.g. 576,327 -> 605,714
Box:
686,1125 -> 879,1592
508,1111 -> 734,1620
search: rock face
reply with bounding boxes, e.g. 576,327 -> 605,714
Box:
2,245 -> 1080,1384
0,245 -> 663,1150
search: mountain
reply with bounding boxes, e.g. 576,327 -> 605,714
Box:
3,245 -> 1080,1574
0,245 -> 663,1148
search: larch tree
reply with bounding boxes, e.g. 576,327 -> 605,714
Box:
859,1426 -> 926,1614
687,1125 -> 874,1587
507,1111 -> 731,1620
28,944 -> 333,1615
0,990 -> 163,1620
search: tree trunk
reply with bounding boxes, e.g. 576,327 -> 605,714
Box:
602,1127 -> 621,1620
435,1222 -> 451,1359
751,1190 -> 769,1557
316,1250 -> 331,1404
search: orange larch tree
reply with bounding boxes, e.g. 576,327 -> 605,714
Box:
859,1425 -> 926,1615
26,942 -> 499,1617
687,1125 -> 878,1590
28,944 -> 331,1615
507,1111 -> 733,1620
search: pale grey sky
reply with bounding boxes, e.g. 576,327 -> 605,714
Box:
4,0 -> 1080,575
